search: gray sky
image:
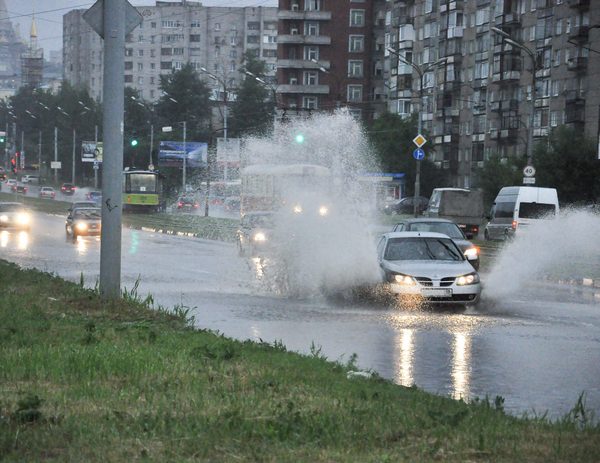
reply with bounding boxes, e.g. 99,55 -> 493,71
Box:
6,0 -> 277,54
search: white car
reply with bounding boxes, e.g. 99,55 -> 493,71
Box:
377,231 -> 481,306
6,179 -> 17,188
39,187 -> 56,199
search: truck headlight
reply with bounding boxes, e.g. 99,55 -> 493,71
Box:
456,273 -> 480,286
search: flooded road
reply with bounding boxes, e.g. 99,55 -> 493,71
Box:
2,211 -> 600,419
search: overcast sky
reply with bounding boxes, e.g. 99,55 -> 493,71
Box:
5,0 -> 277,53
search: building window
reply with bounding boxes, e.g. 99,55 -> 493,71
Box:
303,96 -> 318,109
305,0 -> 320,11
349,35 -> 364,52
395,99 -> 412,116
125,75 -> 133,83
150,90 -> 155,99
305,22 -> 319,36
230,61 -> 236,72
304,46 -> 319,61
230,49 -> 237,58
247,22 -> 260,30
348,60 -> 363,78
138,76 -> 143,85
138,49 -> 144,57
303,71 -> 318,85
191,20 -> 201,28
190,34 -> 200,42
150,62 -> 156,70
174,61 -> 182,70
263,35 -> 277,44
350,10 -> 365,27
160,61 -> 172,70
247,35 -> 259,44
231,36 -> 237,46
150,76 -> 155,84
347,84 -> 363,102
125,48 -> 133,57
151,22 -> 156,28
137,62 -> 143,71
262,49 -> 277,58
125,61 -> 133,70
214,23 -> 221,31
161,20 -> 182,28
161,48 -> 172,56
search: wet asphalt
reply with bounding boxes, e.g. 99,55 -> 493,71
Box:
1,210 -> 599,419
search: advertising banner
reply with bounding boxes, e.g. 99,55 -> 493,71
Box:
81,141 -> 103,163
158,141 -> 207,168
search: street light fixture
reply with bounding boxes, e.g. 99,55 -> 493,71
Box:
244,70 -> 279,126
491,27 -> 536,168
388,47 -> 447,216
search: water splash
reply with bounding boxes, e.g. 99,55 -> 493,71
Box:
485,209 -> 600,299
241,110 -> 382,296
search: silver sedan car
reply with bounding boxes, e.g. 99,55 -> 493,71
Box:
377,231 -> 481,306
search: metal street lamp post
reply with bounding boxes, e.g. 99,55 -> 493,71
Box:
491,27 -> 536,168
310,58 -> 343,109
388,48 -> 447,216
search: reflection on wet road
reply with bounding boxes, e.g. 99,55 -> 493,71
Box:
1,211 -> 600,419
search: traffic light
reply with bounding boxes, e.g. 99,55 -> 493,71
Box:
130,139 -> 139,147
10,156 -> 16,174
0,136 -> 5,143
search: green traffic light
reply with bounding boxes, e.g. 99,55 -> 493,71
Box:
0,137 -> 4,143
131,139 -> 138,147
295,134 -> 304,144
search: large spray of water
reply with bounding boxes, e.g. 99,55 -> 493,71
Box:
484,209 -> 600,299
241,110 -> 382,296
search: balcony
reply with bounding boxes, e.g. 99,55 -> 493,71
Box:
489,129 -> 499,139
567,57 -> 588,71
277,84 -> 329,94
499,128 -> 519,141
502,12 -> 521,26
567,0 -> 590,9
278,10 -> 332,21
446,27 -> 464,39
277,35 -> 331,45
490,101 -> 501,112
492,71 -> 521,83
501,99 -> 519,111
277,59 -> 330,70
396,40 -> 414,50
565,108 -> 585,124
569,26 -> 589,41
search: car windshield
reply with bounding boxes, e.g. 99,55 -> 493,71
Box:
407,222 -> 464,239
0,204 -> 24,212
74,209 -> 101,219
385,237 -> 464,261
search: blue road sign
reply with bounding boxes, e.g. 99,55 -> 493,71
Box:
413,148 -> 425,160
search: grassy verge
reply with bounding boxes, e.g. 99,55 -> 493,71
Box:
1,260 -> 599,462
0,192 -> 238,242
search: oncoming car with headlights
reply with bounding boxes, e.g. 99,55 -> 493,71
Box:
377,231 -> 481,306
65,207 -> 101,240
237,211 -> 274,256
0,202 -> 32,231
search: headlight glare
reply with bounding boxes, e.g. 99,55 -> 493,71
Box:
16,213 -> 30,225
464,247 -> 479,259
253,232 -> 266,242
293,204 -> 303,214
318,206 -> 329,216
0,215 -> 7,222
456,273 -> 480,286
76,222 -> 88,231
394,274 -> 417,286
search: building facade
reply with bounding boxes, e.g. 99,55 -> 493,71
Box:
63,1 -> 278,102
21,19 -> 43,88
0,0 -> 26,97
276,0 -> 386,118
384,0 -> 600,187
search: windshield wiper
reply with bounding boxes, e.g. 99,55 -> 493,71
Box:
435,240 -> 462,260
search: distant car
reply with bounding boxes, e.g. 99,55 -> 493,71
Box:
21,175 -> 39,184
237,211 -> 274,256
39,187 -> 56,199
0,202 -> 31,231
377,231 -> 481,306
6,179 -> 17,189
392,218 -> 479,270
60,183 -> 76,195
65,207 -> 101,240
86,191 -> 102,204
11,183 -> 28,194
383,196 -> 429,215
176,195 -> 199,211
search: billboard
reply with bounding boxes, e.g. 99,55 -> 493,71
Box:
81,141 -> 103,163
158,141 -> 207,168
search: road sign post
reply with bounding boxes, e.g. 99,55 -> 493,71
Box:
413,148 -> 425,161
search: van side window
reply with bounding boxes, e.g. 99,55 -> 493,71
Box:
518,202 -> 556,218
495,202 -> 516,218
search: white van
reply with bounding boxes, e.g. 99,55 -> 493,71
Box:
484,186 -> 559,241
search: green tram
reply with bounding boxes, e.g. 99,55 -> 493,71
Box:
122,169 -> 164,213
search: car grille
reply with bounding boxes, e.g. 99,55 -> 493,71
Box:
440,277 -> 455,287
415,277 -> 456,287
415,277 -> 433,287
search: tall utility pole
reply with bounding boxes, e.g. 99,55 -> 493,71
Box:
99,0 -> 127,299
4,122 -> 8,170
37,130 -> 41,178
149,123 -> 154,167
53,126 -> 58,183
182,120 -> 187,190
94,125 -> 98,189
71,128 -> 76,184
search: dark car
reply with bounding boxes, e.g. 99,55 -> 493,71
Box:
11,183 -> 28,194
176,195 -> 199,211
60,183 -> 76,195
65,207 -> 101,240
0,202 -> 31,231
392,218 -> 480,270
383,196 -> 429,215
237,211 -> 274,256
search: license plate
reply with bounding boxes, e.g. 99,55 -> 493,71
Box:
421,288 -> 452,297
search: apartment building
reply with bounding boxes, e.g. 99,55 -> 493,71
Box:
277,0 -> 387,118
385,0 -> 600,188
63,1 -> 278,102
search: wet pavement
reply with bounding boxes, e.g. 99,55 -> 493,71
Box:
1,211 -> 600,419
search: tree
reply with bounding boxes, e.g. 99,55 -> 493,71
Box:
124,87 -> 151,169
229,53 -> 274,137
475,154 -> 524,208
533,126 -> 600,203
369,112 -> 449,197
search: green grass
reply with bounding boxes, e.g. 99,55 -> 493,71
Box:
1,260 -> 599,462
0,192 -> 238,242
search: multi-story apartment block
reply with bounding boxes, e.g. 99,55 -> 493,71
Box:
63,1 -> 278,102
385,0 -> 600,188
277,0 -> 386,118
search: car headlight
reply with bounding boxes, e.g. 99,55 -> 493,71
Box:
318,206 -> 329,216
16,213 -> 30,225
464,247 -> 479,259
0,215 -> 7,223
293,204 -> 303,214
393,274 -> 417,286
253,232 -> 266,242
456,273 -> 480,286
76,222 -> 88,231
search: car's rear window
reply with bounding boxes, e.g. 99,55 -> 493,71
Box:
518,202 -> 556,219
407,222 -> 464,239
